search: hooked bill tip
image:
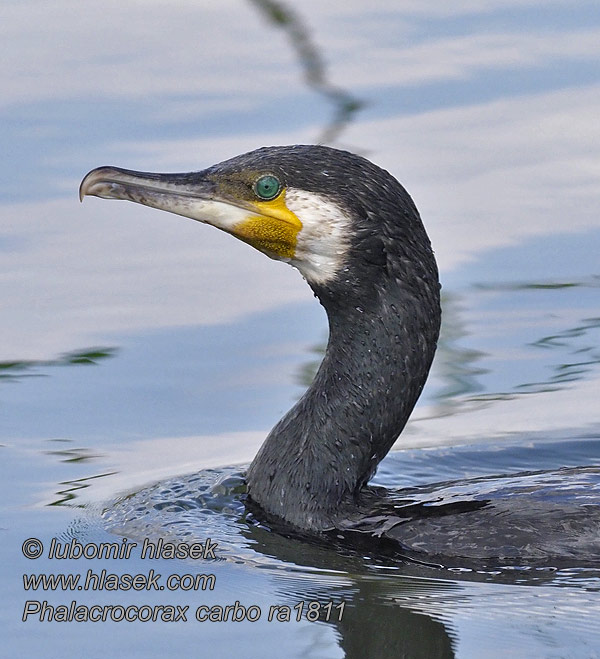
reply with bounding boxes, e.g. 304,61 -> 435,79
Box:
79,167 -> 123,203
79,167 -> 104,202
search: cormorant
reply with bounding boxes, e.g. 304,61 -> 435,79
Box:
80,145 -> 441,534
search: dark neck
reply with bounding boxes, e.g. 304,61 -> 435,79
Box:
246,269 -> 441,531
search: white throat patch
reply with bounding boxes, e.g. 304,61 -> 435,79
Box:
285,189 -> 351,286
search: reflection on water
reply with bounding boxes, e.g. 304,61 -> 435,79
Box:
51,471 -> 117,507
432,292 -> 488,403
250,0 -> 364,145
467,277 -> 600,400
0,347 -> 116,383
44,438 -> 102,464
3,0 -> 600,656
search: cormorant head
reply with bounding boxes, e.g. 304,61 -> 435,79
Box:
80,145 -> 431,301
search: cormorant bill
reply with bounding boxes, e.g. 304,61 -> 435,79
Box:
80,145 -> 441,533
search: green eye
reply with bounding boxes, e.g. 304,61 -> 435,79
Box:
253,174 -> 281,201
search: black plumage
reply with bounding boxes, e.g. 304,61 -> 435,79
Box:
239,148 -> 441,530
80,145 -> 441,532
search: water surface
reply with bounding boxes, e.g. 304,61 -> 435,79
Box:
2,1 -> 600,657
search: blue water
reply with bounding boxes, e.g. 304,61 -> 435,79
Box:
2,1 -> 600,657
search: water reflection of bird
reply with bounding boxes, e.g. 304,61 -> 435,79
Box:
80,146 -> 441,533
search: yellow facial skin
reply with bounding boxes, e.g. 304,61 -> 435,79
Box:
232,188 -> 302,260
